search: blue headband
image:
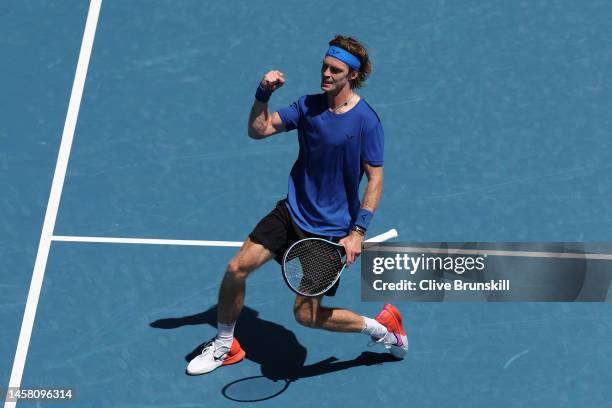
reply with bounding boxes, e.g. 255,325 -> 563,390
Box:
325,46 -> 361,70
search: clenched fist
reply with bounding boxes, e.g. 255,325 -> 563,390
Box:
260,70 -> 285,91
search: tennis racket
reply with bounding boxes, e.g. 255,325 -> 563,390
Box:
281,229 -> 398,297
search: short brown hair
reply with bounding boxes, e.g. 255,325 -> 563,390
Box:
329,35 -> 372,89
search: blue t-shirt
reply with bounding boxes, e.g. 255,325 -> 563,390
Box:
277,93 -> 384,237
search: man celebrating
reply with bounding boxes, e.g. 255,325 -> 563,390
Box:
187,35 -> 407,375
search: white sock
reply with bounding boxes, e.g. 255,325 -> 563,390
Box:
214,321 -> 235,350
361,316 -> 387,339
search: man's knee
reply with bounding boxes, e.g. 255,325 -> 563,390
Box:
223,239 -> 272,284
293,302 -> 319,328
224,258 -> 251,283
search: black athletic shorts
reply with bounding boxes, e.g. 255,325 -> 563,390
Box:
249,199 -> 341,297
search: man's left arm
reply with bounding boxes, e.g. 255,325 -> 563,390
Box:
340,163 -> 383,266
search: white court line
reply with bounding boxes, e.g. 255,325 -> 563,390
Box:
5,1 -> 102,407
49,235 -> 612,261
50,229 -> 396,247
52,235 -> 243,247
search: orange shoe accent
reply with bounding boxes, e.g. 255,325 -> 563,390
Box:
222,338 -> 246,366
375,304 -> 406,336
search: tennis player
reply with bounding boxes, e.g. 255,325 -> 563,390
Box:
187,35 -> 408,375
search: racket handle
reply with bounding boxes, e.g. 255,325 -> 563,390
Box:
365,228 -> 398,243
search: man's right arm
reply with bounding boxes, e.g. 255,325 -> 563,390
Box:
248,101 -> 286,139
248,70 -> 287,139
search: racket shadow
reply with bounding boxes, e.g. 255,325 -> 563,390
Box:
151,305 -> 401,398
220,352 -> 400,403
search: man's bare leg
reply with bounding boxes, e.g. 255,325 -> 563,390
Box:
293,295 -> 366,332
217,238 -> 274,324
293,295 -> 409,358
187,238 -> 274,375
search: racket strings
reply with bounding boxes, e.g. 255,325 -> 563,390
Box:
284,240 -> 344,296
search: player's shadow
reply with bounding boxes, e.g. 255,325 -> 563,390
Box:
150,305 -> 400,381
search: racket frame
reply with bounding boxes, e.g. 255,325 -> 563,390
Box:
281,229 -> 398,297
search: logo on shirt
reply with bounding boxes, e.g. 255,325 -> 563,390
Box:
345,133 -> 355,140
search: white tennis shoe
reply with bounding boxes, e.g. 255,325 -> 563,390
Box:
186,338 -> 246,375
